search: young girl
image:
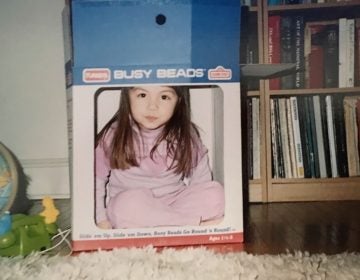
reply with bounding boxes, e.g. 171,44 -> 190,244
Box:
95,85 -> 224,229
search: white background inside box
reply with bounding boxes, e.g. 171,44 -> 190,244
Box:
71,83 -> 243,237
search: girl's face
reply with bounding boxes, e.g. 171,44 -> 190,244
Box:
129,86 -> 179,130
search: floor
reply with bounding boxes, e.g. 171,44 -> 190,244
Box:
30,199 -> 360,255
243,200 -> 360,255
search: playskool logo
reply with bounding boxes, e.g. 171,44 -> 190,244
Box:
83,68 -> 111,83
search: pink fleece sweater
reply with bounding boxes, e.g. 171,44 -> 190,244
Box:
95,123 -> 224,227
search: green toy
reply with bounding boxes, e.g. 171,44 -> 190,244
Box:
0,197 -> 59,257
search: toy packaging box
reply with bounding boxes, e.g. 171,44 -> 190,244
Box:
64,0 -> 243,251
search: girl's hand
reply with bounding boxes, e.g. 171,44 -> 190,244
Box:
97,220 -> 112,229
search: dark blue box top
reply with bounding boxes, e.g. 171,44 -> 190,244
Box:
71,0 -> 240,67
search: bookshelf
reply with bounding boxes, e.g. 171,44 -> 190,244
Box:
243,0 -> 360,202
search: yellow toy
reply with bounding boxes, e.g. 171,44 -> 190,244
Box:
39,196 -> 60,224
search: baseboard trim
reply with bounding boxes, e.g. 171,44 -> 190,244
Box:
19,157 -> 70,199
20,157 -> 69,168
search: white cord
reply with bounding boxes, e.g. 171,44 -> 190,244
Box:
40,227 -> 73,256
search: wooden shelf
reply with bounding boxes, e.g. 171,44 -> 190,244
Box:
271,176 -> 360,184
247,90 -> 261,97
269,87 -> 360,97
249,180 -> 263,202
269,180 -> 360,202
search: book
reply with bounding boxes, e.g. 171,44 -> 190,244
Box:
279,98 -> 293,178
274,98 -> 285,178
252,97 -> 261,179
325,95 -> 339,178
344,96 -> 360,177
270,99 -> 279,178
320,95 -> 332,178
357,99 -> 360,159
356,19 -> 360,87
294,16 -> 305,89
289,96 -> 304,178
313,95 -> 327,178
297,97 -> 312,178
338,18 -> 355,88
332,94 -> 349,177
323,24 -> 339,88
280,16 -> 295,89
339,18 -> 348,88
268,15 -> 281,90
286,98 -> 298,177
304,21 -> 327,89
244,15 -> 259,91
347,19 -> 355,87
306,96 -> 320,178
246,98 -> 253,179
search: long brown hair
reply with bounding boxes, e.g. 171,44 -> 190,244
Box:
96,86 -> 200,178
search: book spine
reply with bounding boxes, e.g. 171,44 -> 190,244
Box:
280,16 -> 295,89
353,97 -> 360,175
268,16 -> 281,90
247,98 -> 253,179
294,16 -> 305,89
313,95 -> 327,178
307,96 -> 320,178
270,99 -> 279,178
344,96 -> 360,176
252,97 -> 261,179
347,19 -> 355,87
356,99 -> 360,162
323,24 -> 339,88
286,98 -> 298,177
325,95 -> 339,177
308,23 -> 325,88
356,19 -> 360,87
339,18 -> 348,88
297,97 -> 312,178
320,95 -> 332,177
332,94 -> 349,177
275,98 -> 285,178
245,16 -> 259,91
290,96 -> 305,178
279,98 -> 292,178
304,22 -> 311,88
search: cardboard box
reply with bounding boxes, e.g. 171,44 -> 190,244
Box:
64,0 -> 243,251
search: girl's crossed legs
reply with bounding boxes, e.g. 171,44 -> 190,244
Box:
107,182 -> 224,228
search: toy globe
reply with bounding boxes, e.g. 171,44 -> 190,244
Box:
0,142 -> 18,218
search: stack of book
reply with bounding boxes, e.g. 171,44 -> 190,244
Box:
268,16 -> 360,89
269,95 -> 360,179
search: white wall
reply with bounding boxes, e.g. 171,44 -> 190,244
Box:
0,1 -> 70,198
